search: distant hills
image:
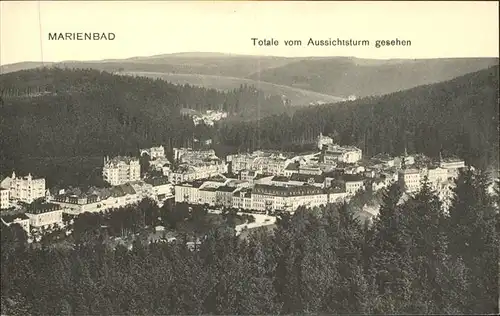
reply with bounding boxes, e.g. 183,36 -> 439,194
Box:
2,53 -> 497,104
120,71 -> 344,106
0,65 -> 498,187
217,65 -> 500,170
247,57 -> 499,97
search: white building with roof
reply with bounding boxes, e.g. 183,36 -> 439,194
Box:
0,188 -> 10,209
103,156 -> 141,186
323,145 -> 362,164
398,169 -> 421,193
317,133 -> 334,150
1,172 -> 46,204
25,203 -> 64,229
50,184 -> 139,215
140,145 -> 165,159
440,157 -> 466,179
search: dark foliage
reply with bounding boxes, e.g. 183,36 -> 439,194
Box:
0,67 -> 288,187
1,170 -> 498,315
218,66 -> 499,169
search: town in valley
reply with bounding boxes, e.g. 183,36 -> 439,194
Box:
0,132 -> 474,246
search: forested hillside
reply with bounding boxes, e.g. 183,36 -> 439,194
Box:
1,170 -> 499,315
218,66 -> 500,170
0,67 -> 287,187
1,66 -> 498,187
247,57 -> 499,98
2,55 -> 496,101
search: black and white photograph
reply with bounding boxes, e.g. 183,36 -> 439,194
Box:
0,1 -> 499,315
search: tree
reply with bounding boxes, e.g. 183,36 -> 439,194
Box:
446,168 -> 499,313
400,178 -> 448,313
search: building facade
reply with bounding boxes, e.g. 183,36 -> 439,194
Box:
140,145 -> 165,159
251,184 -> 328,212
323,145 -> 362,164
3,172 -> 46,204
317,133 -> 334,150
25,203 -> 64,229
398,169 -> 421,193
0,188 -> 10,209
103,156 -> 141,186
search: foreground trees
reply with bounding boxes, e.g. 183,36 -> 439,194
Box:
1,169 -> 499,315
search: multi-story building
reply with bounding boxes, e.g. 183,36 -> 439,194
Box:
426,167 -> 449,189
398,169 -> 421,193
1,172 -> 46,204
149,157 -> 171,172
25,203 -> 64,229
144,177 -> 174,202
103,156 -> 141,186
252,156 -> 289,176
323,145 -> 362,164
129,181 -> 154,201
0,188 -> 10,209
297,164 -> 323,176
440,158 -> 466,179
228,154 -> 255,173
289,173 -> 327,188
215,186 -> 237,208
251,184 -> 328,212
284,163 -> 300,177
232,189 -> 253,210
173,148 -> 218,162
170,148 -> 227,184
174,181 -> 224,205
228,151 -> 290,176
342,174 -> 365,195
140,145 -> 165,160
169,162 -> 227,185
239,170 -> 259,182
327,188 -> 349,203
51,183 -> 139,215
317,133 -> 334,150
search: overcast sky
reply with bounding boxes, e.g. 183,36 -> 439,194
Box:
1,1 -> 498,65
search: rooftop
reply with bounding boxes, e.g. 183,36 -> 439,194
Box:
399,168 -> 420,174
144,176 -> 170,186
110,183 -> 137,197
272,176 -> 290,182
342,174 -> 365,182
285,162 -> 300,171
253,184 -> 325,196
216,186 -> 236,193
26,202 -> 62,215
105,156 -> 139,165
1,212 -> 29,222
290,173 -> 325,183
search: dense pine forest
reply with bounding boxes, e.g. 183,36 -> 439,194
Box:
217,66 -> 499,170
0,68 -> 288,187
1,66 -> 498,187
1,170 -> 499,315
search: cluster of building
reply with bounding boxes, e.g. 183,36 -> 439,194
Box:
175,134 -> 466,213
140,145 -> 171,174
166,148 -> 227,184
1,146 -> 178,236
102,156 -> 141,186
180,109 -> 228,126
1,172 -> 46,208
2,136 -> 468,237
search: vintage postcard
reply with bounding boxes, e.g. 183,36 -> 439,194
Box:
1,1 -> 499,315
